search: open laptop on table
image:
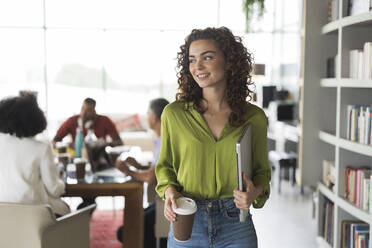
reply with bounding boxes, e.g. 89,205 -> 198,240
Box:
85,143 -> 131,181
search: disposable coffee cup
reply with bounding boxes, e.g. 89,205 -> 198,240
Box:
73,158 -> 87,179
57,153 -> 70,167
56,142 -> 67,154
172,197 -> 197,242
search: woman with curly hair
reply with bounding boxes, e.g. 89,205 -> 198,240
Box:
0,93 -> 70,216
155,27 -> 271,247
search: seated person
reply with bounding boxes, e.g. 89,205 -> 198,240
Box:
53,97 -> 123,209
115,98 -> 169,248
0,93 -> 70,216
53,97 -> 122,146
53,97 -> 123,168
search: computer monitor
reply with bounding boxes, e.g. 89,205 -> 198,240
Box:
262,86 -> 277,108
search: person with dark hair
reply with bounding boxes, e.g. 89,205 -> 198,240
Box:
115,98 -> 169,248
155,27 -> 271,247
53,97 -> 122,148
53,97 -> 123,209
0,94 -> 70,216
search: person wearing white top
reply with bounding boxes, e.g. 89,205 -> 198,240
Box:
0,93 -> 70,216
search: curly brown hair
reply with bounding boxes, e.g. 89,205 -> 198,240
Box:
175,27 -> 254,126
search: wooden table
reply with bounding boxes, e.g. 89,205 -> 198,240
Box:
65,181 -> 144,248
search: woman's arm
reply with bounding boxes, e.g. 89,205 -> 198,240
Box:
155,108 -> 182,199
250,110 -> 271,208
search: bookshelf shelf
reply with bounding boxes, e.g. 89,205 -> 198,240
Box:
338,197 -> 372,225
320,78 -> 337,87
319,131 -> 372,157
321,20 -> 340,34
319,131 -> 337,146
318,183 -> 372,225
316,236 -> 332,248
340,11 -> 372,28
337,137 -> 372,157
321,11 -> 372,34
303,1 -> 372,248
320,78 -> 372,88
318,183 -> 336,202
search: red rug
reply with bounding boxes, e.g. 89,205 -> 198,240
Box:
90,209 -> 124,248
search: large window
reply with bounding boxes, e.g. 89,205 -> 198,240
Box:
0,0 -> 295,136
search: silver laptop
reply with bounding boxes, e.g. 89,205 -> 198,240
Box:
236,124 -> 252,222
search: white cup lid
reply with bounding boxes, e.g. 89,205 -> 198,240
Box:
56,142 -> 67,148
172,197 -> 197,215
57,153 -> 70,157
73,158 -> 87,163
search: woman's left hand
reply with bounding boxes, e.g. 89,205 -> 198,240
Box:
233,172 -> 262,210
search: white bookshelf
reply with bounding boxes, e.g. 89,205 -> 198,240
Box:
320,78 -> 372,88
319,131 -> 372,157
322,12 -> 372,34
302,1 -> 372,247
318,183 -> 372,225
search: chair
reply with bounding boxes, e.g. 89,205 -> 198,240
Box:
269,150 -> 297,193
0,202 -> 95,248
155,196 -> 169,248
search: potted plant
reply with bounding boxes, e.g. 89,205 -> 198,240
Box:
243,0 -> 265,32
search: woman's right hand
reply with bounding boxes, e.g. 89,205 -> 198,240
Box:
164,186 -> 182,222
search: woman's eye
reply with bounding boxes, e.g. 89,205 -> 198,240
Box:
189,58 -> 196,63
204,56 -> 213,61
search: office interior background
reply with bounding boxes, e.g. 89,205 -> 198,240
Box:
2,0 -> 372,247
0,0 -> 301,135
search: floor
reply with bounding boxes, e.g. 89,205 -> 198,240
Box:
252,179 -> 318,248
64,178 -> 319,248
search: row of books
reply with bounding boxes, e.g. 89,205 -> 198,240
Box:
346,105 -> 372,145
341,221 -> 369,248
322,199 -> 334,245
347,0 -> 372,16
345,167 -> 371,212
328,0 -> 371,22
341,220 -> 369,248
349,42 -> 372,79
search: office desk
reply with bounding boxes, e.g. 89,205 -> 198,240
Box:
65,180 -> 144,248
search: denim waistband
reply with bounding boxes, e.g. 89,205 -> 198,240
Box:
194,197 -> 234,211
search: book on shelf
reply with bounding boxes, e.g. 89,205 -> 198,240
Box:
327,57 -> 336,78
345,167 -> 372,211
323,160 -> 336,191
342,221 -> 369,248
348,0 -> 371,16
328,0 -> 340,21
346,105 -> 372,145
349,42 -> 372,79
322,199 -> 334,245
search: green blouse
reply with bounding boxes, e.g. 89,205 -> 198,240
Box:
155,101 -> 271,208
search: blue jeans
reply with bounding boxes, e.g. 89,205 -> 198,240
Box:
168,197 -> 258,248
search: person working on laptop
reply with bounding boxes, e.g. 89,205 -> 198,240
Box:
155,27 -> 271,247
115,98 -> 169,248
53,97 -> 123,209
